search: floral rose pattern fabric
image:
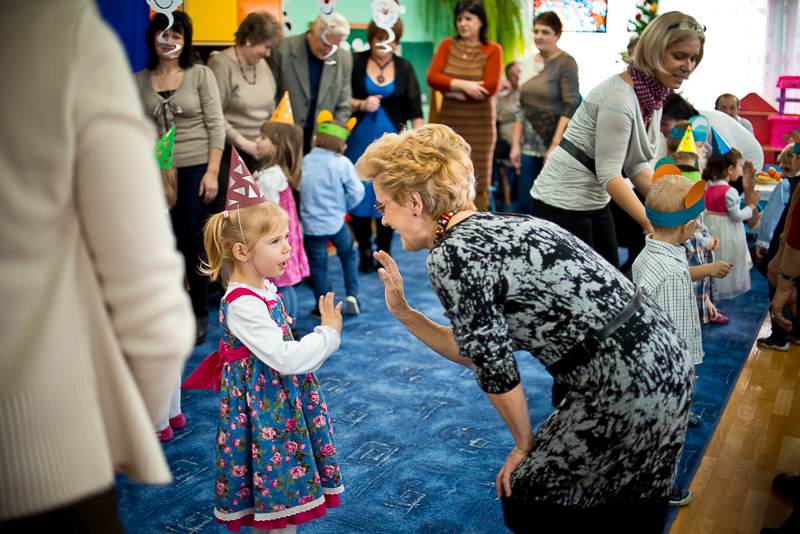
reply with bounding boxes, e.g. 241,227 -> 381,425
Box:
215,292 -> 342,527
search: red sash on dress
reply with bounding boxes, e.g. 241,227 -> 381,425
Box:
181,287 -> 278,391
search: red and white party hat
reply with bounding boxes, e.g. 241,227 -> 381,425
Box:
225,146 -> 265,210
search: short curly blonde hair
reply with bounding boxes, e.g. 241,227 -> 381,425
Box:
634,11 -> 705,79
355,124 -> 476,217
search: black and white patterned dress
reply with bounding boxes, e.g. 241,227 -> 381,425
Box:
427,212 -> 692,506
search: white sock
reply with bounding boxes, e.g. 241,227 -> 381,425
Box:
253,526 -> 296,534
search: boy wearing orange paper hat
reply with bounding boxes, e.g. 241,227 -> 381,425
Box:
632,173 -> 729,506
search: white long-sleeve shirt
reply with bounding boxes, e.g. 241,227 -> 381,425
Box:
707,180 -> 754,222
225,282 -> 340,375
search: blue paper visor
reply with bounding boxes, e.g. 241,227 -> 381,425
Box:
645,197 -> 705,227
670,126 -> 707,143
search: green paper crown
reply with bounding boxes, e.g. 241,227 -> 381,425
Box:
155,124 -> 176,170
316,122 -> 350,141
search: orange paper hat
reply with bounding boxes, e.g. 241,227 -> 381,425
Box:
226,146 -> 265,210
652,164 -> 683,182
271,91 -> 294,124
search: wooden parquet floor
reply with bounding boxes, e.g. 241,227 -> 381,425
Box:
671,320 -> 800,534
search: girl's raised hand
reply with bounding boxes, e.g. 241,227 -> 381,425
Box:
318,292 -> 343,333
742,160 -> 757,193
374,250 -> 411,317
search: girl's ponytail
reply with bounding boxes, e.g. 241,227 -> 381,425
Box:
201,212 -> 227,281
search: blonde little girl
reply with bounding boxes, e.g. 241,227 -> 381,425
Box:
183,157 -> 344,533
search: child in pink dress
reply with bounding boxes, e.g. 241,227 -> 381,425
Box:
254,115 -> 309,324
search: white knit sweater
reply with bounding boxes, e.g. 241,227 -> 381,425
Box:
0,0 -> 195,519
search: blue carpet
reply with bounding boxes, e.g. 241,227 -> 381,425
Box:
665,269 -> 768,528
117,240 -> 768,533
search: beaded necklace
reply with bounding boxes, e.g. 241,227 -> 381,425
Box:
434,209 -> 459,243
233,46 -> 257,85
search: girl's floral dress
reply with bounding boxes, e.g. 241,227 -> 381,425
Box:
214,287 -> 343,532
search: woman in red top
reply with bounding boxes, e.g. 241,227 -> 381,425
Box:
427,0 -> 502,211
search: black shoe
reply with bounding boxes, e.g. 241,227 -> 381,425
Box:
359,251 -> 377,273
772,473 -> 800,499
758,333 -> 790,352
687,412 -> 703,428
194,319 -> 207,345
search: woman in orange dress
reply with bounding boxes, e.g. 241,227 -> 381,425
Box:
427,0 -> 503,211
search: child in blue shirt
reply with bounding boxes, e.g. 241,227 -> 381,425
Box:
301,113 -> 365,316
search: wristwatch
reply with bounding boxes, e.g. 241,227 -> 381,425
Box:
778,268 -> 799,282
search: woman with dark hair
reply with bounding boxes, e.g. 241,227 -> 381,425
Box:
347,18 -> 424,272
427,0 -> 503,211
508,11 -> 580,214
135,11 -> 225,350
208,11 -> 282,212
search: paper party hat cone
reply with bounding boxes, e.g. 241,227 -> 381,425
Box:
225,146 -> 265,210
155,124 -> 176,170
711,128 -> 731,156
676,125 -> 698,155
271,91 -> 294,124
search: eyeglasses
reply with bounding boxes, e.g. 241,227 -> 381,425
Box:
373,198 -> 393,216
668,21 -> 706,36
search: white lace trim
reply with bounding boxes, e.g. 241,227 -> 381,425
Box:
214,486 -> 343,522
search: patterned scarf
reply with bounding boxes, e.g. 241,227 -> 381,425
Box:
627,65 -> 672,123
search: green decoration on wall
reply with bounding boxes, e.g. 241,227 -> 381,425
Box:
422,0 -> 527,64
627,0 -> 660,36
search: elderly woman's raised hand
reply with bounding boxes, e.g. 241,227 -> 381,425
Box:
374,250 -> 411,317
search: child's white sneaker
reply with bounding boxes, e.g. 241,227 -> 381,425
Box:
344,295 -> 360,315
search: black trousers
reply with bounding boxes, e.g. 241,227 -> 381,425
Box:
610,191 -> 646,275
532,198 -> 620,269
350,215 -> 393,256
1,488 -> 123,534
171,163 -> 211,319
502,494 -> 668,534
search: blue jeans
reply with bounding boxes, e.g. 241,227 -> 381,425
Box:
517,155 -> 544,215
277,284 -> 297,322
304,224 -> 359,301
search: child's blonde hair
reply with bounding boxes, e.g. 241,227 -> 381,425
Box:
778,142 -> 799,176
202,202 -> 288,283
259,121 -> 304,189
646,174 -> 693,231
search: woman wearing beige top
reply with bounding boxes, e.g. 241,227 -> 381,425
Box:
135,11 -> 225,344
208,11 -> 282,212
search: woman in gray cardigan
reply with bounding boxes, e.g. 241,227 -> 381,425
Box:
529,11 -> 706,268
509,11 -> 580,215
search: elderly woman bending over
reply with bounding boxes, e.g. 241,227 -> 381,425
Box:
357,124 -> 692,533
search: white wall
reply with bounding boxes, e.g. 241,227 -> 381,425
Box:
287,1 -> 796,112
544,0 -> 774,111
